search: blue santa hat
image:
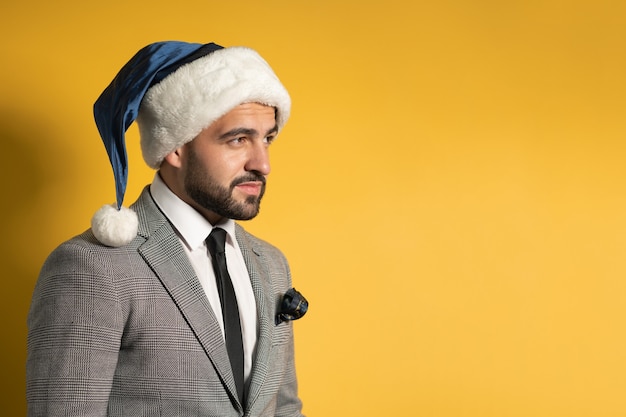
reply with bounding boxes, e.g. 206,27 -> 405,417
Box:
91,41 -> 291,247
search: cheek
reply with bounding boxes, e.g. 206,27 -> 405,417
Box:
191,142 -> 248,182
220,153 -> 249,176
207,155 -> 246,185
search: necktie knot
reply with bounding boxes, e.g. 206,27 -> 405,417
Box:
207,227 -> 227,256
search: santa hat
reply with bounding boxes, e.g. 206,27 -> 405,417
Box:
91,41 -> 291,247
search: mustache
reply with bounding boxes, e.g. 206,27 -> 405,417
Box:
230,172 -> 267,188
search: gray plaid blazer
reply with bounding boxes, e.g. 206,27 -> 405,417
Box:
27,187 -> 304,417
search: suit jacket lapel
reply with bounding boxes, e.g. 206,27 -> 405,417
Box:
132,188 -> 244,411
236,225 -> 274,411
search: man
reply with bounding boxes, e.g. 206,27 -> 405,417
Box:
27,41 -> 307,417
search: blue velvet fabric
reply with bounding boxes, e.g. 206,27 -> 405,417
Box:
93,41 -> 223,209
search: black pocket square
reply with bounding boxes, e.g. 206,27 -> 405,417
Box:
275,288 -> 308,325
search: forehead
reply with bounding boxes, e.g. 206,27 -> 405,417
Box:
194,102 -> 277,141
218,103 -> 276,123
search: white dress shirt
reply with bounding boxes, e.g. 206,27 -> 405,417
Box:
150,173 -> 258,384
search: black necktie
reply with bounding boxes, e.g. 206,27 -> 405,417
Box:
206,227 -> 245,405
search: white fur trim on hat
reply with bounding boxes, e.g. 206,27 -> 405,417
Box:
91,204 -> 139,247
136,46 -> 291,169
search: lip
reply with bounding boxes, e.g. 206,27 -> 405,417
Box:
235,181 -> 264,196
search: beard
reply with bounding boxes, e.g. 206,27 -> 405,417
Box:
184,148 -> 266,221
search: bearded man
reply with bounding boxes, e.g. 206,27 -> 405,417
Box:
27,41 -> 307,417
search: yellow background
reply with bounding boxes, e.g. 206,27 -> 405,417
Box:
2,0 -> 626,415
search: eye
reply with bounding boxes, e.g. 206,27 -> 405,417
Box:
230,136 -> 246,144
264,135 -> 276,145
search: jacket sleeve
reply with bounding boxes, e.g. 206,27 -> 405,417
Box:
27,239 -> 123,416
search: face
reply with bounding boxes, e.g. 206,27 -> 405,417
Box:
175,102 -> 278,224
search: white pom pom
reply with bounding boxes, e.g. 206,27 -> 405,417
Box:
91,204 -> 139,247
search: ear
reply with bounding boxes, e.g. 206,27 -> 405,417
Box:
163,146 -> 184,168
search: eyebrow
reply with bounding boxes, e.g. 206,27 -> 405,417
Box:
219,125 -> 278,140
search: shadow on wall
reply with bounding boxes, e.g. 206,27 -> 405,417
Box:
0,106 -> 69,415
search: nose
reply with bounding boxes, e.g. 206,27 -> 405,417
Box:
245,141 -> 271,176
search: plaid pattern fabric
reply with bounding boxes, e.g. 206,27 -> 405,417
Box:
27,187 -> 304,417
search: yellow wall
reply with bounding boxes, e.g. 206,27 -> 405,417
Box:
2,1 -> 625,415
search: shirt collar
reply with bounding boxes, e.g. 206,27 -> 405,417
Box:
150,173 -> 237,250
